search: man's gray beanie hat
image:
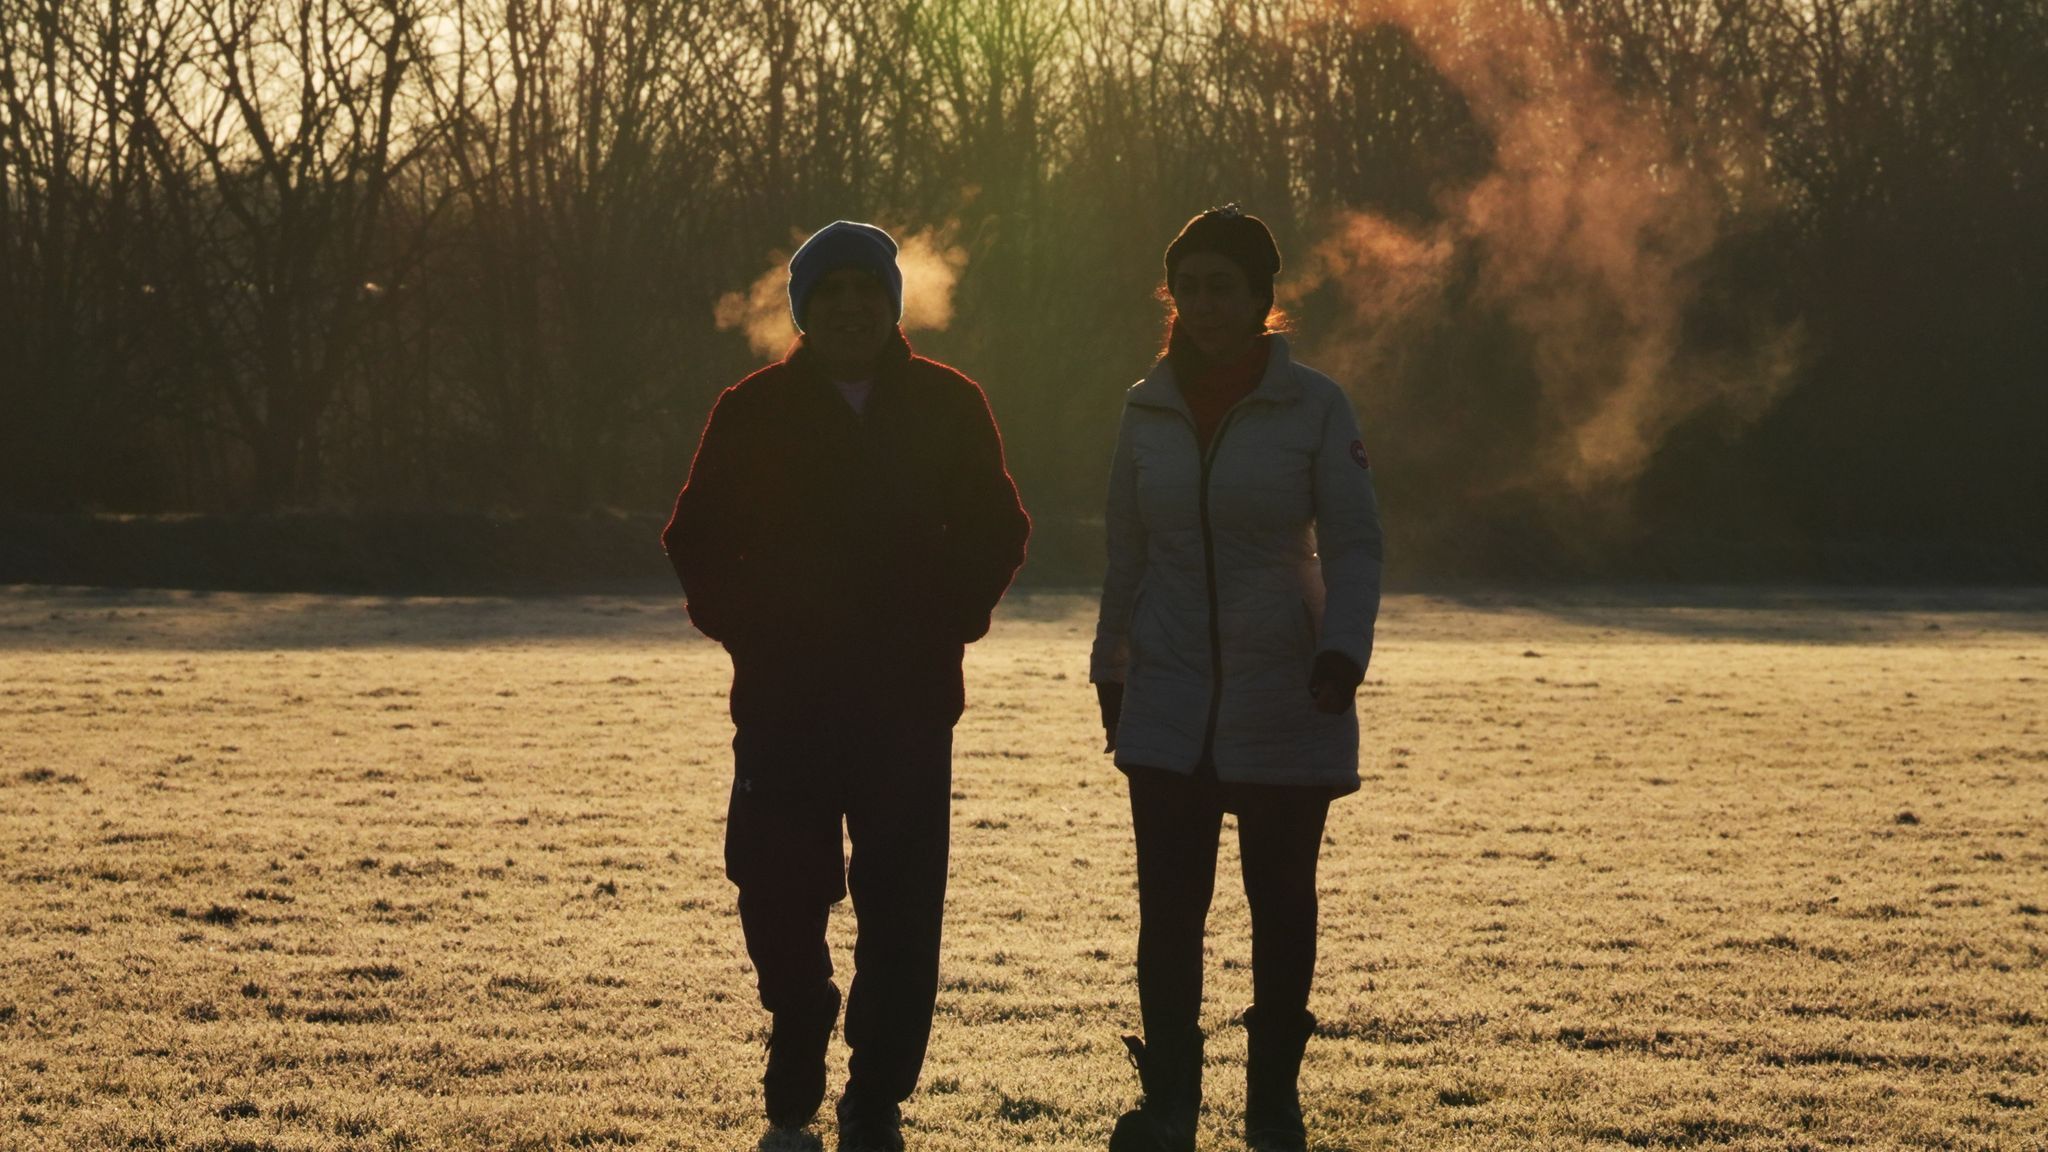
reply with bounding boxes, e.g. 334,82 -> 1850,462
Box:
787,221 -> 903,331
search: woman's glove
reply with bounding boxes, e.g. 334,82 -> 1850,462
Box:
1095,680 -> 1124,753
1308,650 -> 1365,714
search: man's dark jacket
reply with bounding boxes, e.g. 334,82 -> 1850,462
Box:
662,330 -> 1030,730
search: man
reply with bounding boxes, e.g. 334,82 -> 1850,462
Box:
662,220 -> 1030,1150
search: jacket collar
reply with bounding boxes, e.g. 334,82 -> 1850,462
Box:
1128,333 -> 1301,415
784,326 -> 915,385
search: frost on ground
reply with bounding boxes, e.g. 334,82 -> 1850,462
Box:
1,587 -> 2044,1151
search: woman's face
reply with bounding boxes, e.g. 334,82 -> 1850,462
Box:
1170,251 -> 1264,359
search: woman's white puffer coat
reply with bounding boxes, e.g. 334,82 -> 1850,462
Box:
1090,336 -> 1383,790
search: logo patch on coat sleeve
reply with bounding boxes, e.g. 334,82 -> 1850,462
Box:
1349,439 -> 1371,470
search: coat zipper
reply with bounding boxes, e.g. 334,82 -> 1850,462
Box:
1195,408 -> 1243,769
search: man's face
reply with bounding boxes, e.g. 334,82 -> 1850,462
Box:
803,268 -> 894,373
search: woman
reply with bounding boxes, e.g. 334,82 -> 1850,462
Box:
1091,205 -> 1383,1152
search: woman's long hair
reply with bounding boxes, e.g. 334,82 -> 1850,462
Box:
1156,284 -> 1292,381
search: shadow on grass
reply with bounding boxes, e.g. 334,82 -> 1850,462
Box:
1421,584 -> 2048,643
0,586 -> 705,652
6,584 -> 2046,653
0,587 -> 1096,652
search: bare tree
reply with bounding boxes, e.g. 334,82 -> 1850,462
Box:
0,0 -> 2041,576
146,0 -> 428,507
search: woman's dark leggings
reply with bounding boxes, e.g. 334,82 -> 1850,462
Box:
1126,765 -> 1330,1039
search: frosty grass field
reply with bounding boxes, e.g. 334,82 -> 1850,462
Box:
2,586 -> 2044,1151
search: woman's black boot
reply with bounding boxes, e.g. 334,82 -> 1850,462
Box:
1242,1006 -> 1314,1151
1109,1027 -> 1203,1152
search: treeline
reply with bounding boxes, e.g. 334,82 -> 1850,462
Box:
3,0 -> 2044,577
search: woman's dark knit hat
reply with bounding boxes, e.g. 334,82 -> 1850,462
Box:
1165,204 -> 1282,291
788,220 -> 903,331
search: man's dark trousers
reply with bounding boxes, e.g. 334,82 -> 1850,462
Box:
727,717 -> 953,1107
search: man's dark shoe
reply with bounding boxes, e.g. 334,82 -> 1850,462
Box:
764,984 -> 842,1129
1108,1027 -> 1203,1152
1243,1006 -> 1314,1151
835,1095 -> 904,1152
